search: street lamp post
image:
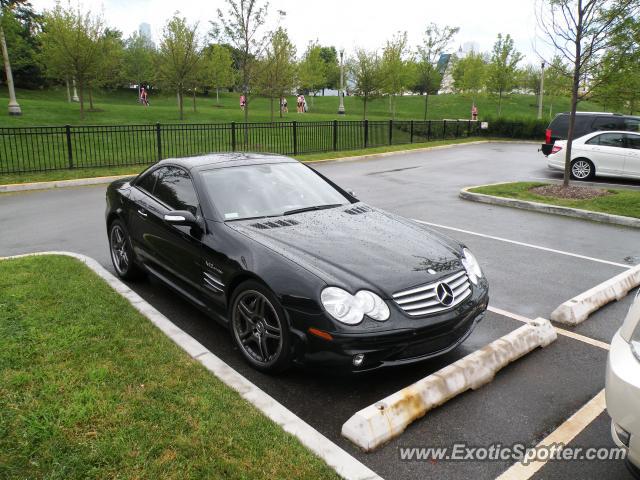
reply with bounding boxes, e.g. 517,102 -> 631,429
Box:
0,26 -> 21,116
537,61 -> 545,119
337,49 -> 345,115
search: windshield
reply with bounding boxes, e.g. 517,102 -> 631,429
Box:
200,162 -> 349,221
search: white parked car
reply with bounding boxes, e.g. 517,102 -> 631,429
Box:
547,130 -> 640,180
606,291 -> 640,476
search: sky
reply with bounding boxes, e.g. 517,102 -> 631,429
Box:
30,0 -> 551,64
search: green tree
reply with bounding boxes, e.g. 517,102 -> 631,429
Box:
414,23 -> 458,119
87,28 -> 124,109
123,31 -> 155,94
380,31 -> 410,118
349,48 -> 381,119
544,56 -> 571,118
318,45 -> 339,94
157,14 -> 201,120
213,0 -> 275,122
1,1 -> 43,90
40,3 -> 104,119
206,43 -> 235,104
256,27 -> 296,120
298,41 -> 326,106
538,0 -> 637,186
452,51 -> 486,100
485,33 -> 522,116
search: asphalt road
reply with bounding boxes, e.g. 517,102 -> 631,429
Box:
1,142 -> 638,480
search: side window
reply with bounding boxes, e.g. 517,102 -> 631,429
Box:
593,132 -> 625,148
136,169 -> 159,194
625,135 -> 640,150
154,166 -> 199,215
592,117 -> 625,131
624,119 -> 640,133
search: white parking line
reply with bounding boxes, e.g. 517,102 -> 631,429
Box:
488,306 -> 610,351
496,390 -> 606,480
413,219 -> 631,269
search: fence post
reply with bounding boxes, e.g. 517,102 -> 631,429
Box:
333,120 -> 338,151
427,120 -> 432,141
467,120 -> 471,137
156,123 -> 162,161
363,119 -> 369,148
388,119 -> 393,145
65,125 -> 73,169
443,120 -> 447,140
455,120 -> 460,138
292,121 -> 298,155
410,120 -> 414,143
231,122 -> 236,151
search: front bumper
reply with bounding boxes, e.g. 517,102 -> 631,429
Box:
606,332 -> 640,469
289,286 -> 489,372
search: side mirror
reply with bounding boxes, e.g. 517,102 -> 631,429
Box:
164,210 -> 198,227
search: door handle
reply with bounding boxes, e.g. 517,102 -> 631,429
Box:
137,209 -> 148,218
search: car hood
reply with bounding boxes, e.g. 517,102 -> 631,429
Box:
226,204 -> 464,297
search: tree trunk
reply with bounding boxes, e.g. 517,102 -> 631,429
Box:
178,90 -> 184,120
363,95 -> 368,119
498,90 -> 502,117
78,81 -> 85,120
66,78 -> 71,103
193,89 -> 196,113
216,87 -> 219,105
423,93 -> 429,121
88,88 -> 94,110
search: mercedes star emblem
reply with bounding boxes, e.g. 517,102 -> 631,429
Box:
435,282 -> 455,307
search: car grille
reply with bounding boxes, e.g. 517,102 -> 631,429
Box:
392,270 -> 472,317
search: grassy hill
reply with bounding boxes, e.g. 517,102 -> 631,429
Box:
0,87 -> 605,127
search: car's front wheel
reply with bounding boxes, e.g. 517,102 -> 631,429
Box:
108,220 -> 143,280
570,158 -> 595,180
230,280 -> 293,373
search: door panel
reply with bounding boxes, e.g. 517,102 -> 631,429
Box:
585,133 -> 627,173
623,134 -> 640,177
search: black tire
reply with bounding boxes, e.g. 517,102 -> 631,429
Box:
570,158 -> 595,180
229,280 -> 293,373
108,219 -> 143,280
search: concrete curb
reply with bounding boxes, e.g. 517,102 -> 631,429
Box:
1,140 -> 536,193
550,264 -> 640,325
0,251 -> 382,480
460,185 -> 640,229
341,318 -> 557,452
0,174 -> 136,193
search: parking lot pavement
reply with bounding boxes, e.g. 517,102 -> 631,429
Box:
531,411 -> 633,479
1,141 -> 638,479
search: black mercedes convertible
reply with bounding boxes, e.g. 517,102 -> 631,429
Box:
105,153 -> 489,373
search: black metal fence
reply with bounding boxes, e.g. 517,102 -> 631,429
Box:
0,119 -> 485,174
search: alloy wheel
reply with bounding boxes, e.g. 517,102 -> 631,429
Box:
110,224 -> 130,275
233,290 -> 283,365
572,160 -> 591,179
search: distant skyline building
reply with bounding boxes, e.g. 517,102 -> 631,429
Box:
138,22 -> 154,47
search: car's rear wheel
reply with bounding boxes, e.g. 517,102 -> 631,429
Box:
570,158 -> 595,180
230,280 -> 293,373
109,220 -> 143,280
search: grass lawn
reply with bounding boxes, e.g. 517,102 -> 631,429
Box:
469,182 -> 640,219
0,86 -> 605,127
0,255 -> 339,480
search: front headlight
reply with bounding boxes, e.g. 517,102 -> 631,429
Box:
461,248 -> 483,285
321,287 -> 390,325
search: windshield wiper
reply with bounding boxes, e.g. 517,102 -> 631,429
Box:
283,204 -> 344,216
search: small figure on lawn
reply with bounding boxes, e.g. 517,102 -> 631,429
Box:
471,104 -> 478,121
240,94 -> 246,111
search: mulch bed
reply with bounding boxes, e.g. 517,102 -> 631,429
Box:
530,184 -> 612,200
